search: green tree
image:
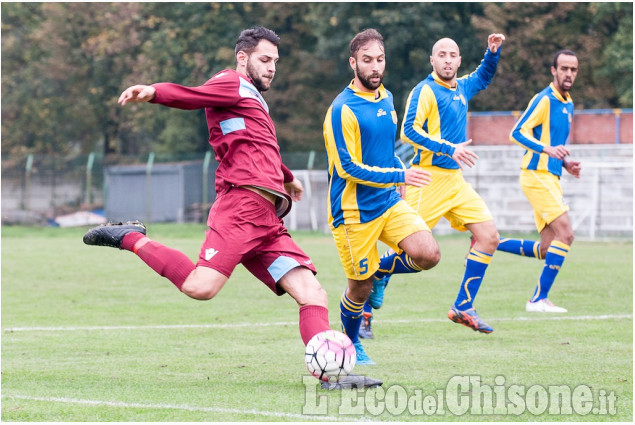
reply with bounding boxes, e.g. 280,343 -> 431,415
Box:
271,2 -> 485,152
590,2 -> 633,107
472,2 -> 633,110
1,3 -> 149,158
117,2 -> 274,157
2,2 -> 631,160
1,3 -> 48,157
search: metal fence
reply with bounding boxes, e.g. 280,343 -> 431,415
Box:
2,145 -> 633,241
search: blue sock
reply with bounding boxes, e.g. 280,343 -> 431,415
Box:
497,238 -> 542,259
531,241 -> 569,302
375,250 -> 423,278
340,290 -> 364,343
454,249 -> 493,311
363,301 -> 373,316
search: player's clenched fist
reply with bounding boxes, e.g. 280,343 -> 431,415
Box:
118,85 -> 156,106
404,167 -> 432,187
487,33 -> 505,53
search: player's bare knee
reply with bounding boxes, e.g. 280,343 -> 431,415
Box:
561,231 -> 575,246
348,278 -> 373,303
181,281 -> 219,301
417,248 -> 440,270
411,244 -> 441,270
308,286 -> 328,308
295,283 -> 328,308
282,270 -> 329,308
484,229 -> 501,252
406,236 -> 441,270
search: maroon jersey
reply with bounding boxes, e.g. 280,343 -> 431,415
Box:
151,69 -> 292,217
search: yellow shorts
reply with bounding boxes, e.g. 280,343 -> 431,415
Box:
520,169 -> 569,232
405,166 -> 493,232
330,200 -> 430,280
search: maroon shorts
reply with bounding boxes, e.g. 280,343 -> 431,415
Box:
197,187 -> 316,295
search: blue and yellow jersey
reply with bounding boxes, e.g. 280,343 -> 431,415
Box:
324,82 -> 405,228
401,48 -> 501,169
510,83 -> 574,176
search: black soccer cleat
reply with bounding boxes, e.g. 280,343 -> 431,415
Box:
321,374 -> 383,390
83,221 -> 146,249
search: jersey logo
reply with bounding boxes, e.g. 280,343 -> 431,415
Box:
453,94 -> 467,105
205,248 -> 219,261
562,107 -> 569,114
377,108 -> 387,117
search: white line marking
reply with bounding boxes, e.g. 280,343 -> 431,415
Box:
3,314 -> 631,333
3,322 -> 296,332
2,394 -> 343,421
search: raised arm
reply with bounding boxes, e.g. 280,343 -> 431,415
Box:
462,33 -> 505,99
487,33 -> 505,54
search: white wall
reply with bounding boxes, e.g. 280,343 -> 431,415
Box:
287,145 -> 633,241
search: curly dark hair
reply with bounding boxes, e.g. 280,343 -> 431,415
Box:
349,28 -> 384,58
235,26 -> 280,55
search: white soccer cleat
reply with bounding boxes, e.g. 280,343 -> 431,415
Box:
525,298 -> 568,313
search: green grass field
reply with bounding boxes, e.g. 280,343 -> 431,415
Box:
1,224 -> 632,422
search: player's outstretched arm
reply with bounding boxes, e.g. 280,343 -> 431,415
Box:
118,85 -> 156,106
404,168 -> 432,188
487,33 -> 506,53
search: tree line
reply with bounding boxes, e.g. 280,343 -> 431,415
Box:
1,2 -> 632,160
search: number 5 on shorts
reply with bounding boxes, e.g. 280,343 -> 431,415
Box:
359,258 -> 368,274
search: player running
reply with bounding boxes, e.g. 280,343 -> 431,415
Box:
324,29 -> 441,365
496,50 -> 581,313
362,34 -> 506,336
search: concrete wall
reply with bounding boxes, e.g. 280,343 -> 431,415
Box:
2,113 -> 632,238
287,144 -> 633,240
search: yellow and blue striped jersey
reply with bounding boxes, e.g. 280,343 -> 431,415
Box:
401,48 -> 501,169
324,82 -> 405,227
510,83 -> 574,176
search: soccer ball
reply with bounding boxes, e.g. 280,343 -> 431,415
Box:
305,329 -> 356,382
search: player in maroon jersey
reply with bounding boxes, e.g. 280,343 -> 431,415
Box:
84,29 -> 379,388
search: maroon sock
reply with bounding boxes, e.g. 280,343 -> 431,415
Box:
121,233 -> 194,290
299,305 -> 331,345
121,232 -> 145,251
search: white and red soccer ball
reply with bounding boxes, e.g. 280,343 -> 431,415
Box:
305,329 -> 356,382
